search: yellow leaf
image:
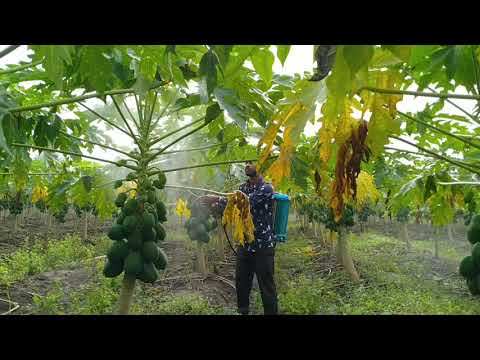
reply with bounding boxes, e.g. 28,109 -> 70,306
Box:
32,185 -> 48,204
355,171 -> 380,209
454,193 -> 464,208
265,125 -> 295,187
175,198 -> 191,219
335,103 -> 356,146
257,102 -> 302,168
222,192 -> 255,246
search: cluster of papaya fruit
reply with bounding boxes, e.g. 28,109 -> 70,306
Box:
103,172 -> 168,284
459,214 -> 480,295
184,202 -> 218,244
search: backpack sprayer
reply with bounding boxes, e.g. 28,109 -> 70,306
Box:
223,192 -> 291,255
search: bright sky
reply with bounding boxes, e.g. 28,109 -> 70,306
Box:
0,45 -> 476,162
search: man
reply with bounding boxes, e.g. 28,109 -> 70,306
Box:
199,161 -> 278,315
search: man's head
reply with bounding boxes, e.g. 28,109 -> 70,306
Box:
245,161 -> 257,178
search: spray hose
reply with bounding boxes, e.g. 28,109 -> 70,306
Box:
223,224 -> 237,256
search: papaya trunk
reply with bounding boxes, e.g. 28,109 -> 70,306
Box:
319,224 -> 326,247
216,227 -> 225,261
433,227 -> 439,259
195,242 -> 207,276
336,227 -> 360,282
447,224 -> 454,242
117,275 -> 136,315
403,223 -> 411,250
328,230 -> 336,258
313,221 -> 318,238
84,211 -> 88,241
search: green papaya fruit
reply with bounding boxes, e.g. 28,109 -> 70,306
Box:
123,198 -> 139,216
472,242 -> 480,267
154,248 -> 168,270
157,172 -> 167,189
122,215 -> 138,235
124,251 -> 143,276
191,222 -> 207,236
468,223 -> 480,245
198,231 -> 210,244
473,214 -> 480,227
142,212 -> 155,230
127,228 -> 143,250
103,259 -> 124,278
467,274 -> 480,295
460,256 -> 477,278
107,240 -> 129,262
143,226 -> 157,242
147,190 -> 157,204
126,172 -> 137,181
108,224 -> 125,241
116,211 -> 126,225
156,224 -> 166,242
142,241 -> 160,262
137,262 -> 159,283
115,193 -> 128,208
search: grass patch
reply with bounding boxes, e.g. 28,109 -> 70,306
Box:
0,235 -> 110,286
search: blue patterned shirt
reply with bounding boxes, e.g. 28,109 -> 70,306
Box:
217,176 -> 275,252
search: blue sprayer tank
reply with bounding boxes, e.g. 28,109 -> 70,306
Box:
272,193 -> 290,243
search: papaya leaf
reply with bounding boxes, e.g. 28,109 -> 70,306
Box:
382,45 -> 412,63
199,50 -> 218,97
213,88 -> 248,130
205,103 -> 222,123
78,45 -> 114,93
224,45 -> 259,79
211,45 -> 233,70
276,45 -> 291,66
250,48 -> 275,86
343,45 -> 374,76
424,174 -> 437,202
30,45 -> 75,90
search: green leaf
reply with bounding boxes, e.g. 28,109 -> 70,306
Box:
213,88 -> 248,130
205,103 -> 222,123
276,45 -> 291,66
382,45 -> 412,62
396,175 -> 423,198
424,174 -> 437,202
30,45 -> 75,90
343,45 -> 374,76
165,50 -> 187,87
199,50 -> 218,97
0,111 -> 11,155
78,45 -> 114,92
409,45 -> 440,67
132,73 -> 152,97
46,115 -> 62,144
224,45 -> 259,79
172,94 -> 201,112
250,48 -> 275,86
444,46 -> 457,80
454,45 -> 476,91
211,45 -> 233,69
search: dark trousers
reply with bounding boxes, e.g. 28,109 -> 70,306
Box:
235,246 -> 278,315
